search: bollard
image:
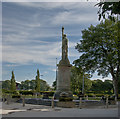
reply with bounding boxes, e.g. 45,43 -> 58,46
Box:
94,95 -> 96,99
22,96 -> 25,107
2,94 -> 5,102
51,96 -> 54,108
35,93 -> 37,98
115,96 -> 117,105
79,97 -> 82,109
86,95 -> 88,100
106,96 -> 108,108
6,95 -> 9,105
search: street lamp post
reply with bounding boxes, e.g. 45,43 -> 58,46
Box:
56,58 -> 57,88
82,72 -> 84,95
82,67 -> 85,95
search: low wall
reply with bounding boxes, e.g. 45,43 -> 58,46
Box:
17,98 -> 58,106
16,98 -> 107,107
57,101 -> 76,108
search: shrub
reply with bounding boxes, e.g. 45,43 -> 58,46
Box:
87,93 -> 94,97
95,94 -> 105,97
73,92 -> 79,95
59,97 -> 73,102
118,95 -> 120,101
12,95 -> 21,98
41,91 -> 55,97
73,95 -> 78,100
19,90 -> 55,97
3,90 -> 19,95
86,91 -> 95,94
19,90 -> 34,95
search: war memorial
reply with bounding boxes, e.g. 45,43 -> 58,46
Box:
54,26 -> 73,100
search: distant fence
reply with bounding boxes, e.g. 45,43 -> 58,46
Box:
16,98 -> 116,108
2,94 -> 117,109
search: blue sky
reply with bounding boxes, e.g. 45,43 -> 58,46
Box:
2,2 -> 112,86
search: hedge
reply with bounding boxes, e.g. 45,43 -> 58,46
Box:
19,90 -> 35,95
19,90 -> 55,96
59,97 -> 73,102
12,95 -> 21,98
2,90 -> 19,95
42,91 -> 55,96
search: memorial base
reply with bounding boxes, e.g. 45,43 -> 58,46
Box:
54,91 -> 73,100
57,101 -> 76,108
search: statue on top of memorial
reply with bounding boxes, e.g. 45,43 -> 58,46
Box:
59,26 -> 70,65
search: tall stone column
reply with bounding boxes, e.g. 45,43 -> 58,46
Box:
54,27 -> 73,99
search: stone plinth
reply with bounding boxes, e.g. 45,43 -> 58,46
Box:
54,59 -> 73,99
57,101 -> 76,108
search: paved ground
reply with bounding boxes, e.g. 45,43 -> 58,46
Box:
1,102 -> 119,117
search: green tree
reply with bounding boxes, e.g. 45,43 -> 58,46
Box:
35,69 -> 40,92
52,80 -> 56,90
103,80 -> 113,93
40,79 -> 50,91
71,66 -> 82,93
30,80 -> 36,90
71,66 -> 92,93
21,81 -> 26,90
20,79 -> 50,91
96,2 -> 120,96
96,1 -> 120,21
74,19 -> 119,98
10,71 -> 16,91
91,79 -> 104,93
2,80 -> 11,90
21,80 -> 31,90
91,79 -> 113,94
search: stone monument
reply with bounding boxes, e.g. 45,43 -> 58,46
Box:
54,27 -> 73,100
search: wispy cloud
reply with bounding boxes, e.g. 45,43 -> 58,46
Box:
2,2 -> 101,84
3,2 -> 88,67
52,10 -> 98,25
52,68 -> 56,72
3,0 -> 99,2
3,2 -> 97,8
3,40 -> 79,66
3,41 -> 59,65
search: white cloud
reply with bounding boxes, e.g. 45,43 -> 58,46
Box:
52,10 -> 98,25
91,77 -> 112,82
3,41 -> 60,65
3,0 -> 99,2
69,40 -> 77,48
4,64 -> 19,67
3,2 -> 98,8
3,2 -> 98,27
2,2 -> 98,67
3,40 -> 79,66
52,68 -> 56,72
44,71 -> 48,74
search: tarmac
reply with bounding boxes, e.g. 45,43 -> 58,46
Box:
0,102 -> 119,117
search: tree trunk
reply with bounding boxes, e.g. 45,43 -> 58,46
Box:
110,66 -> 119,99
113,77 -> 118,98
